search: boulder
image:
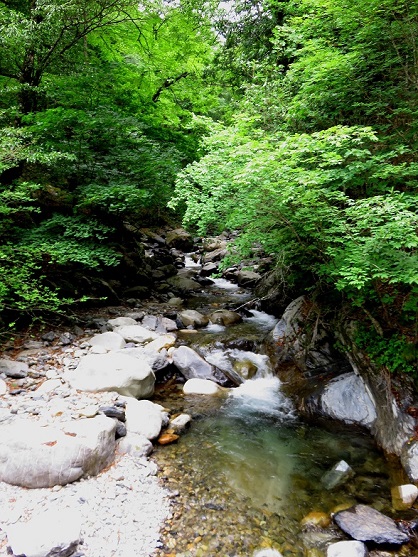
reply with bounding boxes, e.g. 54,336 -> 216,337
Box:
166,275 -> 202,294
0,378 -> 7,395
172,346 -> 215,380
178,309 -> 209,328
209,309 -> 242,326
125,399 -> 165,440
327,541 -> 368,557
89,331 -> 126,351
183,378 -> 222,395
5,507 -> 82,557
113,325 -> 159,343
117,432 -> 154,457
401,441 -> 418,482
237,270 -> 261,286
0,358 -> 29,378
310,372 -> 377,429
0,416 -> 116,487
107,316 -> 138,328
201,262 -> 218,276
165,228 -> 194,251
67,353 -> 155,398
202,246 -> 227,263
333,504 -> 409,545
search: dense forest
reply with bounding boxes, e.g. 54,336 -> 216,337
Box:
0,0 -> 417,378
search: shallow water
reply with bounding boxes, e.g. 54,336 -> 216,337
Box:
153,258 -> 411,556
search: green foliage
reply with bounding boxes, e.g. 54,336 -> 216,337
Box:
355,325 -> 417,378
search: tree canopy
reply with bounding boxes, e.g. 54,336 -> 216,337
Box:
0,0 -> 417,375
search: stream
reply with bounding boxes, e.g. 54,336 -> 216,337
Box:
151,257 -> 405,557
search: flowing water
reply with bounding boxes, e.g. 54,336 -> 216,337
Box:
152,257 -> 407,557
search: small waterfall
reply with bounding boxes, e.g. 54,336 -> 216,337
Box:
184,254 -> 201,268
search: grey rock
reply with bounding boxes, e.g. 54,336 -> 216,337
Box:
59,332 -> 74,346
89,331 -> 126,351
117,432 -> 153,457
5,507 -> 82,557
67,353 -> 155,398
41,331 -> 57,342
0,358 -> 29,379
169,413 -> 192,433
237,270 -> 261,286
108,316 -> 138,328
125,399 -> 164,440
113,324 -> 158,343
317,372 -> 377,428
401,441 -> 418,482
172,346 -> 215,380
209,309 -> 242,326
0,416 -> 116,487
99,405 -> 126,421
327,541 -> 368,557
178,309 -> 209,328
333,505 -> 409,545
166,275 -> 202,294
142,315 -> 159,330
202,247 -> 227,263
321,460 -> 354,490
165,228 -> 194,251
201,262 -> 218,276
0,378 -> 7,395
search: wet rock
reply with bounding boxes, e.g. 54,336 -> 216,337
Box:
125,399 -> 164,440
309,372 -> 377,429
0,358 -> 29,379
201,262 -> 218,276
209,309 -> 242,326
327,541 -> 368,557
167,297 -> 183,307
253,550 -> 283,557
5,507 -> 82,557
66,353 -> 155,398
89,331 -> 126,351
321,460 -> 355,490
237,270 -> 261,286
166,228 -> 194,251
172,346 -> 215,380
391,483 -> 418,510
333,504 -> 409,545
166,275 -> 202,294
301,511 -> 331,528
203,247 -> 227,263
170,413 -> 192,433
158,431 -> 180,445
401,440 -> 418,482
178,309 -> 209,328
0,416 -> 116,487
183,378 -> 222,395
113,324 -> 159,343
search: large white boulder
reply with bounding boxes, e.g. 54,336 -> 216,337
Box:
114,325 -> 159,343
89,331 -> 126,351
67,353 -> 155,398
125,399 -> 165,440
183,378 -> 221,395
5,507 -> 82,557
0,416 -> 116,488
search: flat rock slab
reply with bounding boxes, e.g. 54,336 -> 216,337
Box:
89,331 -> 126,351
5,507 -> 82,557
333,504 -> 409,545
0,358 -> 29,378
0,416 -> 116,487
67,353 -> 155,398
113,324 -> 159,343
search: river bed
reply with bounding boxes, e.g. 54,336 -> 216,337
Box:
151,268 -> 409,557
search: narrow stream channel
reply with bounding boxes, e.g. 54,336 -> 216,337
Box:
152,258 -> 406,557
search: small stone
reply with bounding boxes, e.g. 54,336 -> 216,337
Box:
158,431 -> 180,445
99,405 -> 126,421
183,378 -> 222,395
321,460 -> 354,490
169,413 -> 192,433
0,378 -> 7,395
327,540 -> 368,557
391,484 -> 418,510
0,358 -> 29,379
301,511 -> 331,528
41,331 -> 57,342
